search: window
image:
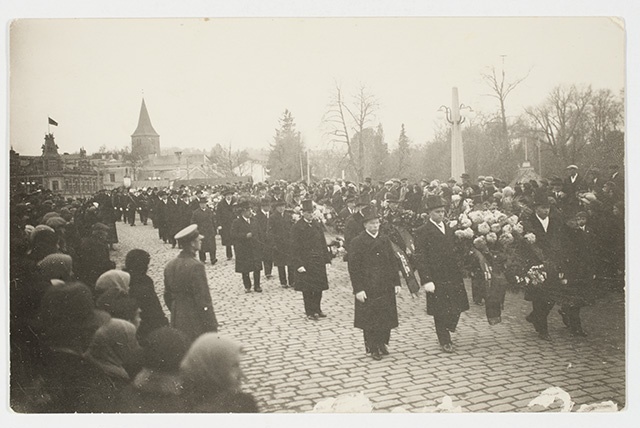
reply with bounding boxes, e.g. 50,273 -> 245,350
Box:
52,180 -> 59,191
109,173 -> 116,182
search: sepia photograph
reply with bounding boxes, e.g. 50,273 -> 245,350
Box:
3,1 -> 637,425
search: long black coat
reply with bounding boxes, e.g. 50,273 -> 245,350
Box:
254,210 -> 274,261
414,221 -> 469,317
165,199 -> 182,239
230,216 -> 262,273
522,214 -> 567,302
127,272 -> 169,341
343,212 -> 365,255
348,231 -> 400,331
76,236 -> 116,290
269,210 -> 292,267
191,207 -> 217,253
216,199 -> 236,246
290,219 -> 331,292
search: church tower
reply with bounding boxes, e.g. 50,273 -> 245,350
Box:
131,98 -> 160,159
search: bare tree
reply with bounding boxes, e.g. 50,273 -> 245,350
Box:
481,61 -> 530,149
525,84 -> 593,165
323,83 -> 378,182
210,142 -> 249,176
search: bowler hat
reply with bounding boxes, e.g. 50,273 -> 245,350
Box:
425,195 -> 446,211
533,191 -> 551,207
237,200 -> 252,211
222,188 -> 234,196
361,206 -> 378,223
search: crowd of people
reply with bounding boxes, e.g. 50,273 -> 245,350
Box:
9,163 -> 625,411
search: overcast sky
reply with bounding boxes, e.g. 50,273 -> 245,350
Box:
9,17 -> 624,156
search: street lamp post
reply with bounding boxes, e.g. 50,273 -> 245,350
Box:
437,87 -> 475,180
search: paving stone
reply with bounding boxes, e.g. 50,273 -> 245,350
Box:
110,223 -> 626,413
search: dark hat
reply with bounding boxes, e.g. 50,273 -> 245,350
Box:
143,327 -> 190,373
222,188 -> 234,196
237,199 -> 252,210
301,199 -> 314,212
425,195 -> 446,211
575,211 -> 589,219
170,190 -> 179,196
355,197 -> 369,207
260,197 -> 272,206
157,190 -> 166,197
46,216 -> 67,229
346,196 -> 356,204
273,199 -> 286,207
533,191 -> 551,207
198,197 -> 208,204
461,173 -> 470,179
38,282 -> 111,344
483,176 -> 495,185
365,177 -> 372,183
174,224 -> 202,243
361,206 -> 378,223
550,177 -> 563,186
447,177 -> 457,183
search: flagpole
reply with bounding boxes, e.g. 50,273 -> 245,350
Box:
48,116 -> 50,134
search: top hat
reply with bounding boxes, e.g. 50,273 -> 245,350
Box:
425,195 -> 446,211
301,199 -> 314,212
361,206 -> 379,223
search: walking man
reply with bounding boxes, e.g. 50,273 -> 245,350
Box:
255,198 -> 274,279
290,199 -> 332,320
269,200 -> 294,288
231,200 -> 263,293
414,195 -> 469,353
163,225 -> 218,342
348,206 -> 401,360
216,189 -> 236,260
191,197 -> 217,264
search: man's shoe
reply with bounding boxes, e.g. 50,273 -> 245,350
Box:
266,274 -> 273,279
281,283 -> 289,289
254,287 -> 263,293
371,350 -> 382,361
538,333 -> 552,342
441,343 -> 454,353
307,314 -> 319,321
227,257 -> 233,261
317,312 -> 327,318
380,344 -> 389,355
211,259 -> 218,265
244,288 -> 252,293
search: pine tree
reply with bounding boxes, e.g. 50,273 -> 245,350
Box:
267,110 -> 306,181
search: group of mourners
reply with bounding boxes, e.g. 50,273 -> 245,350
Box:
9,162 -> 625,411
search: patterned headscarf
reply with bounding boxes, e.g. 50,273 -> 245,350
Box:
37,253 -> 73,281
85,318 -> 141,380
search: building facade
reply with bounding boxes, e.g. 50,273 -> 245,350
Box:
10,133 -> 102,198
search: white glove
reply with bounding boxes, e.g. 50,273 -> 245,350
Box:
297,266 -> 306,273
395,286 -> 401,295
424,282 -> 436,293
355,291 -> 367,303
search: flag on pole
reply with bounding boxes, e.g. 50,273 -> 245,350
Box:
48,117 -> 58,126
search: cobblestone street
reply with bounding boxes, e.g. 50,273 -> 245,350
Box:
112,221 -> 626,413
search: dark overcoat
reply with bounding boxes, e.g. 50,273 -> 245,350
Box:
127,272 -> 169,341
290,219 -> 331,292
76,236 -> 116,289
414,221 -> 469,317
562,224 -> 600,305
521,214 -> 567,302
254,210 -> 274,261
348,231 -> 400,331
230,216 -> 262,273
165,199 -> 182,239
163,251 -> 218,342
191,207 -> 217,253
269,210 -> 292,267
216,199 -> 236,246
343,212 -> 365,255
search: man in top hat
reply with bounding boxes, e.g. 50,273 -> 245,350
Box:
166,190 -> 182,248
338,196 -> 357,223
231,200 -> 263,292
414,195 -> 469,353
343,198 -> 369,262
348,206 -> 401,361
522,191 -> 567,341
255,197 -> 274,279
191,197 -> 217,265
216,188 -> 236,260
290,199 -> 332,320
164,225 -> 218,342
269,199 -> 294,288
563,165 -> 585,215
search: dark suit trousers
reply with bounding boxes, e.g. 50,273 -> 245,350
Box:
242,270 -> 261,290
199,248 -> 216,263
530,297 -> 555,335
225,245 -> 233,259
302,290 -> 322,315
262,259 -> 273,276
434,312 -> 461,345
278,266 -> 294,286
363,329 -> 391,353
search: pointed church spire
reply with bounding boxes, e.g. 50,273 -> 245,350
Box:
132,98 -> 159,137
